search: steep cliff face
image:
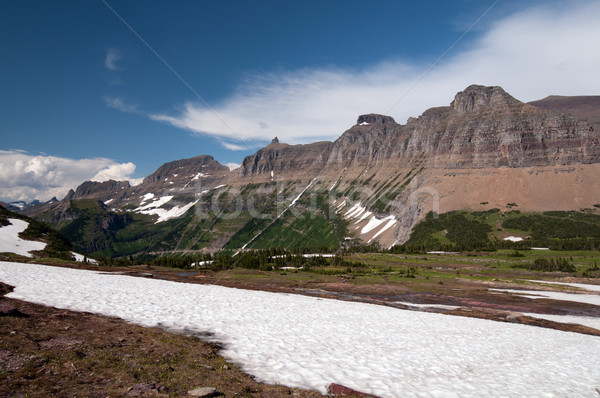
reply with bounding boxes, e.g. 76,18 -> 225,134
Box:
221,85 -> 598,187
238,138 -> 333,181
327,85 -> 598,171
426,85 -> 599,168
66,180 -> 131,202
327,114 -> 408,166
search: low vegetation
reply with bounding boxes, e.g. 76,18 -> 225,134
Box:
512,257 -> 576,272
393,209 -> 600,252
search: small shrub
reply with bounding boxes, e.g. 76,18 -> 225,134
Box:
530,257 -> 575,272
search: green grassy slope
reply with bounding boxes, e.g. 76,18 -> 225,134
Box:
225,191 -> 348,251
38,199 -> 206,258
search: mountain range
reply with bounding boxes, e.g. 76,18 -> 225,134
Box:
9,84 -> 600,258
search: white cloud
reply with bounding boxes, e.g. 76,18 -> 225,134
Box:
221,142 -> 248,151
225,162 -> 240,171
0,150 -> 139,203
104,48 -> 121,71
104,96 -> 139,113
150,1 -> 600,144
91,162 -> 136,182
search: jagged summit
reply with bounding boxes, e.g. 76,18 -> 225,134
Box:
144,155 -> 227,184
357,114 -> 396,125
450,85 -> 520,114
264,136 -> 289,149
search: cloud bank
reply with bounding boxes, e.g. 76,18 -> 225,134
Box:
225,162 -> 240,171
150,1 -> 600,145
0,150 -> 139,202
91,162 -> 143,186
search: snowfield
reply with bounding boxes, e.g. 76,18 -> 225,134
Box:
0,219 -> 46,257
489,288 -> 600,307
0,262 -> 599,397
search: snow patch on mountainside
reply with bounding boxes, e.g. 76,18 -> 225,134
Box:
340,202 -> 399,243
135,196 -> 173,212
354,209 -> 373,224
362,215 -> 396,235
370,217 -> 399,241
181,172 -> 211,190
289,178 -> 316,208
504,236 -> 524,242
343,203 -> 364,218
329,178 -> 340,191
138,193 -> 156,205
139,200 -> 199,223
0,219 -> 46,257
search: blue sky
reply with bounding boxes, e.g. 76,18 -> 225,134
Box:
1,0 -> 600,202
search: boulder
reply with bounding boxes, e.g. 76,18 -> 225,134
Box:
187,387 -> 218,397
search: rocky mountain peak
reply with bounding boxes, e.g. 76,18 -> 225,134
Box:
264,137 -> 288,149
240,140 -> 332,178
143,155 -> 228,184
64,189 -> 75,200
69,180 -> 131,202
451,85 -> 520,114
357,114 -> 396,125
